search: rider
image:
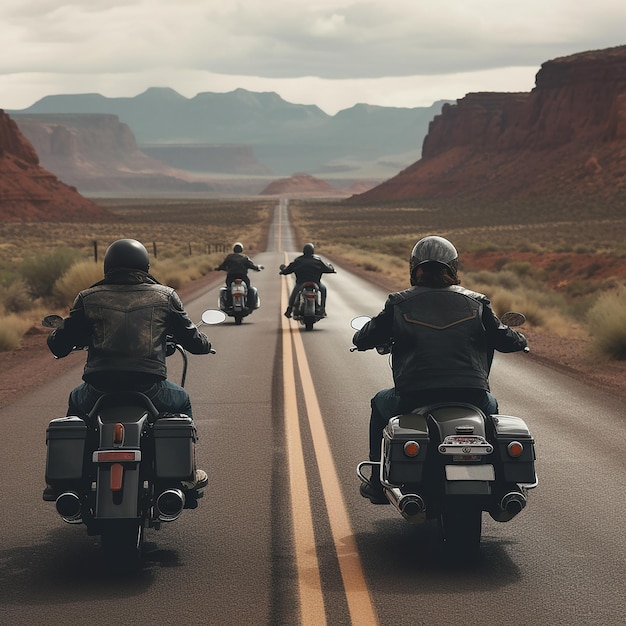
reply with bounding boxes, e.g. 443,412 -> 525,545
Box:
217,242 -> 263,294
280,243 -> 336,318
46,238 -> 211,491
352,235 -> 528,503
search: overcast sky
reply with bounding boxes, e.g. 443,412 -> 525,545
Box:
2,0 -> 625,115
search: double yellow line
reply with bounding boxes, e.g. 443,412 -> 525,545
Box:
281,259 -> 378,626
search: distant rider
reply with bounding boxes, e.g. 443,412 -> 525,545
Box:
217,242 -> 263,293
280,243 -> 336,318
352,235 -> 528,503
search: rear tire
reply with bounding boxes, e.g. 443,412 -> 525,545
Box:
234,313 -> 243,325
305,318 -> 314,331
101,521 -> 144,569
439,501 -> 482,553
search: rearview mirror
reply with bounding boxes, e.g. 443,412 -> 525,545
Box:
500,311 -> 526,327
42,314 -> 64,329
200,309 -> 227,325
350,316 -> 371,331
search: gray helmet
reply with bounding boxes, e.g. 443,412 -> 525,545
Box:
233,242 -> 243,253
410,236 -> 458,283
104,238 -> 149,273
303,243 -> 315,256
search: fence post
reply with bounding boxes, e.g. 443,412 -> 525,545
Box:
153,242 -> 158,259
93,240 -> 98,262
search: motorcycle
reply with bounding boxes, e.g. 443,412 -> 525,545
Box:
353,311 -> 537,551
292,282 -> 324,331
42,309 -> 226,566
219,271 -> 263,325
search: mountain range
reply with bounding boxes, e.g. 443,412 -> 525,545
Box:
9,89 -> 447,182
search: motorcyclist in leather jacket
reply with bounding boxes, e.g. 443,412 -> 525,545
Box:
217,242 -> 263,293
280,243 -> 336,318
46,238 -> 211,489
352,235 -> 528,503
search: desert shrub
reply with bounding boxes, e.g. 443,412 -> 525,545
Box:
587,287 -> 626,360
1,278 -> 33,313
19,248 -> 81,299
52,261 -> 104,308
151,254 -> 219,289
0,313 -> 32,351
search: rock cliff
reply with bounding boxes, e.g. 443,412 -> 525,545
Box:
0,110 -> 109,221
353,46 -> 626,208
12,113 -> 211,194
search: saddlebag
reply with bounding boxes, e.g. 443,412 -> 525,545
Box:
382,412 -> 429,484
153,415 -> 197,480
45,416 -> 87,486
488,415 -> 537,485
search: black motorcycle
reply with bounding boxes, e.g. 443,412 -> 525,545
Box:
353,312 -> 538,551
42,309 -> 225,566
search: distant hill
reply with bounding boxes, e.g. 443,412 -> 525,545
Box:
353,45 -> 626,212
9,89 -> 447,178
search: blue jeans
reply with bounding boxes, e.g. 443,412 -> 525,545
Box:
69,380 -> 193,418
369,387 -> 498,461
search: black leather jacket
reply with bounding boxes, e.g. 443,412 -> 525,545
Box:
280,254 -> 335,283
352,285 -> 527,395
47,269 -> 210,385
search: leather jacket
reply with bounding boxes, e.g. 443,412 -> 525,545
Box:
47,269 -> 210,385
280,254 -> 335,284
352,285 -> 527,396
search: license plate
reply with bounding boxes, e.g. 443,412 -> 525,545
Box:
445,464 -> 495,481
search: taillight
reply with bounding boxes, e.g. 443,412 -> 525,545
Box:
403,441 -> 420,457
507,441 -> 524,458
113,423 -> 124,445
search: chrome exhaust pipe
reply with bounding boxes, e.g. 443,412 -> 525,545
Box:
489,490 -> 527,522
156,489 -> 185,522
384,486 -> 426,524
55,492 -> 82,523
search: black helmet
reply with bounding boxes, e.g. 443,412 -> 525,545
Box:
233,242 -> 243,253
303,243 -> 315,256
104,238 -> 149,273
410,236 -> 458,283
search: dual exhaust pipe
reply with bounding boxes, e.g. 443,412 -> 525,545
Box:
55,488 -> 186,524
489,490 -> 527,522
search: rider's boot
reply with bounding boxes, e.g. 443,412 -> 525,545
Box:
284,306 -> 292,318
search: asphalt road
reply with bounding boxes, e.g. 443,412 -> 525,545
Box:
1,199 -> 625,625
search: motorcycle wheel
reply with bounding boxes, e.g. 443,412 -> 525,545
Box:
101,520 -> 144,569
234,313 -> 243,325
439,501 -> 482,552
304,317 -> 314,331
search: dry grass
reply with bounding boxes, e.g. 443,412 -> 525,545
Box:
0,198 -> 274,348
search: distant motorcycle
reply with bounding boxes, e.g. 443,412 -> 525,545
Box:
42,309 -> 226,566
292,281 -> 325,331
353,311 -> 538,551
219,270 -> 263,325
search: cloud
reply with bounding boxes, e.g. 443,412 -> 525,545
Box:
1,0 -> 625,112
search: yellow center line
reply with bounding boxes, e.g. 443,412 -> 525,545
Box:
281,265 -> 327,626
281,251 -> 378,626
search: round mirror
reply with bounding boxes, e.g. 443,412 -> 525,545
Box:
42,314 -> 64,329
201,309 -> 227,325
350,315 -> 372,331
500,311 -> 526,327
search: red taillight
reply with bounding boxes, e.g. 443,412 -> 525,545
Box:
113,423 -> 124,445
94,451 -> 139,462
403,441 -> 420,457
507,441 -> 524,458
110,463 -> 124,491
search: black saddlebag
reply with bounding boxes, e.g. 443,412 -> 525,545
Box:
489,415 -> 537,485
382,412 -> 429,484
45,416 -> 87,486
153,415 -> 197,480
